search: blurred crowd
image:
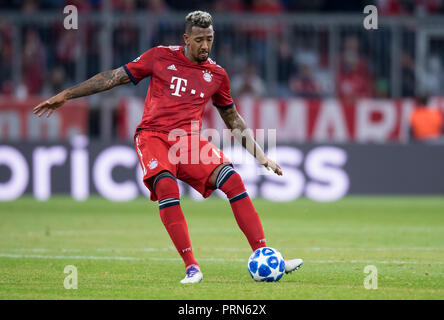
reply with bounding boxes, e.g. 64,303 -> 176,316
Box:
3,0 -> 444,14
0,0 -> 444,100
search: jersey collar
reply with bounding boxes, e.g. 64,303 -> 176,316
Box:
180,45 -> 210,66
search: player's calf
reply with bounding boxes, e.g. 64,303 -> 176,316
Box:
153,171 -> 199,271
214,165 -> 266,251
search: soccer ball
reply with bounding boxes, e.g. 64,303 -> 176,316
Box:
247,247 -> 285,282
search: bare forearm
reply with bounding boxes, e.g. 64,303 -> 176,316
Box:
232,116 -> 266,163
219,106 -> 266,163
33,67 -> 130,119
64,67 -> 130,100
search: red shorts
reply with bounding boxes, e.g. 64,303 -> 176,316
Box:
134,129 -> 231,201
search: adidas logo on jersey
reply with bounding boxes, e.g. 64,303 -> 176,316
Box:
167,64 -> 177,71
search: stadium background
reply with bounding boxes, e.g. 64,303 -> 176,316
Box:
1,0 -> 444,301
1,0 -> 443,201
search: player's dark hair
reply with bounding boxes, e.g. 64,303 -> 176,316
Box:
185,11 -> 213,34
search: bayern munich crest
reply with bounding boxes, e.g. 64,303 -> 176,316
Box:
148,158 -> 158,170
202,70 -> 213,82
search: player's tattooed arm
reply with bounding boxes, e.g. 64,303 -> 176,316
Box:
33,67 -> 131,118
64,67 -> 131,100
217,104 -> 283,175
217,104 -> 247,131
217,104 -> 263,159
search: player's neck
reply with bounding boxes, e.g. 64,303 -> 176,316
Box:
183,46 -> 199,64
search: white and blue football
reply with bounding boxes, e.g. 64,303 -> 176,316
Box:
247,247 -> 285,282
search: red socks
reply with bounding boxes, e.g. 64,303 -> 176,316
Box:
154,173 -> 198,269
216,166 -> 267,251
153,166 -> 266,272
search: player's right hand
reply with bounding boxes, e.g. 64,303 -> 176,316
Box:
263,157 -> 283,176
33,91 -> 67,118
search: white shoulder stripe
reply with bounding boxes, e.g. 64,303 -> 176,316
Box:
157,45 -> 180,51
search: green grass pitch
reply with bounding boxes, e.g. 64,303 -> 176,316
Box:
0,196 -> 443,300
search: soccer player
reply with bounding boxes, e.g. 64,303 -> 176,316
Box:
33,11 -> 303,283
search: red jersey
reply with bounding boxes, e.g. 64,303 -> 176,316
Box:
123,45 -> 234,134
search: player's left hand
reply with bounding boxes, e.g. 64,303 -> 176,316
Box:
33,91 -> 67,118
262,157 -> 283,176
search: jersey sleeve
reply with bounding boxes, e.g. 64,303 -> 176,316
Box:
212,69 -> 234,109
123,47 -> 158,85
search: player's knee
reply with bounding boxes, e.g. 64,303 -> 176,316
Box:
152,171 -> 179,200
216,165 -> 246,199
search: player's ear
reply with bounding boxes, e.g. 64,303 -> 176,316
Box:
183,33 -> 190,46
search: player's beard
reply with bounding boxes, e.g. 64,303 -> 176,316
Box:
184,46 -> 209,63
196,50 -> 209,63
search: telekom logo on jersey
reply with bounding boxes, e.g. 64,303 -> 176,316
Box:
170,76 -> 205,98
170,76 -> 187,97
